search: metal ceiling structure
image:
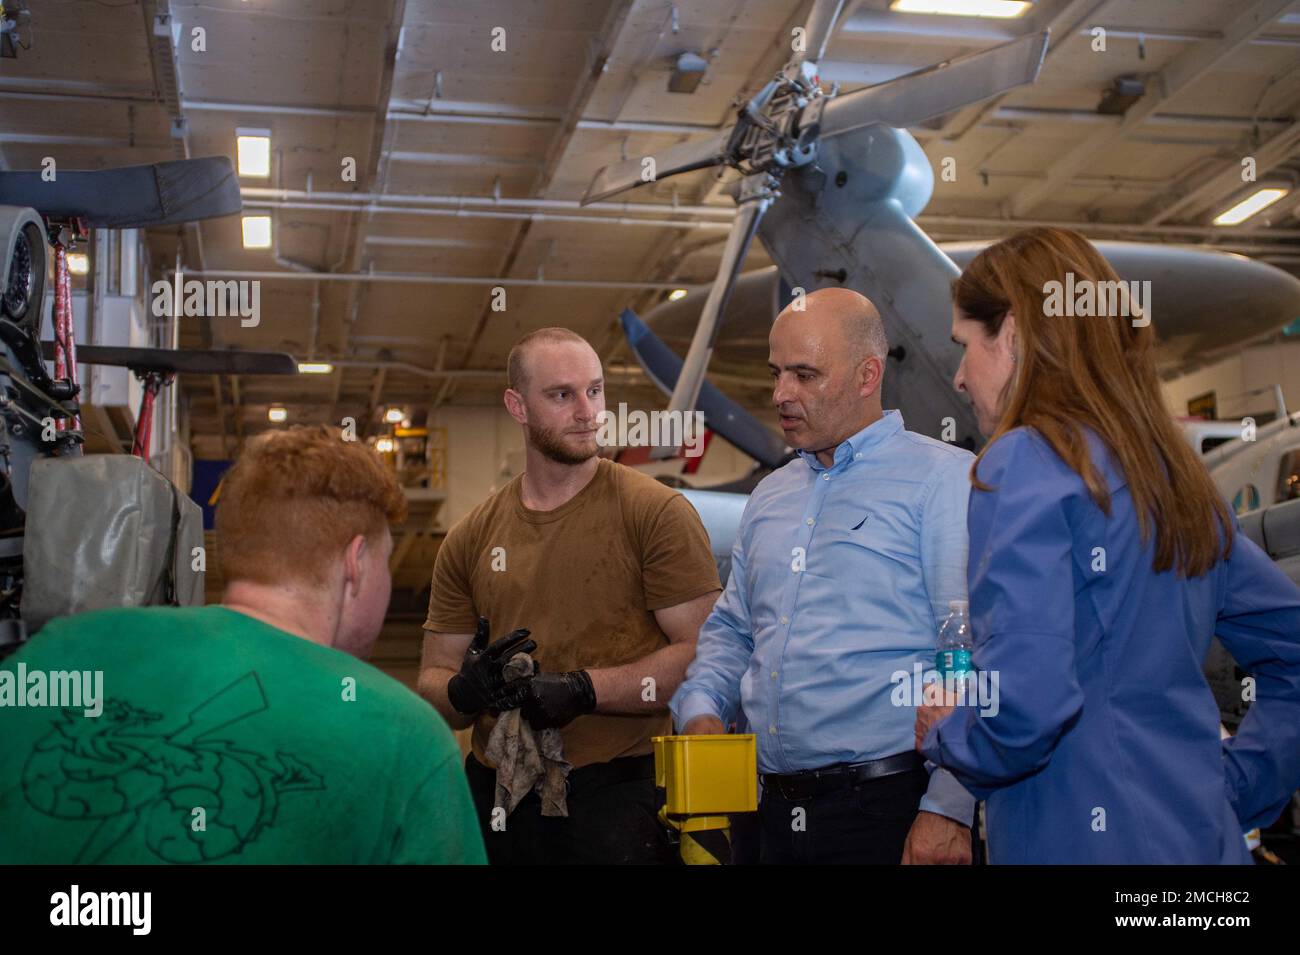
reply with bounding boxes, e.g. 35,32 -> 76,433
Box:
4,0 -> 1300,456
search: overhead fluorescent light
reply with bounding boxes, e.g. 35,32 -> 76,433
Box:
668,288 -> 689,301
297,362 -> 334,374
236,128 -> 271,178
67,253 -> 90,275
1212,187 -> 1289,227
375,437 -> 395,453
890,0 -> 1031,17
268,407 -> 288,423
384,407 -> 404,423
242,215 -> 272,249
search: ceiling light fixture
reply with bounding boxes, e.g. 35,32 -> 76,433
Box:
242,215 -> 272,249
236,128 -> 271,178
890,0 -> 1032,18
1212,187 -> 1289,227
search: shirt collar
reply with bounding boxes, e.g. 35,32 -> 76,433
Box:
797,409 -> 904,473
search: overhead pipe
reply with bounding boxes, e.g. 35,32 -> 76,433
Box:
1076,26 -> 1300,48
185,269 -> 688,291
917,214 -> 1300,241
239,186 -> 735,218
241,198 -> 734,231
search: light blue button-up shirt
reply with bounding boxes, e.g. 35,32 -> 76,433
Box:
671,410 -> 976,824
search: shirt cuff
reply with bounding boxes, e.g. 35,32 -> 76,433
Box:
670,689 -> 722,732
918,765 -> 975,828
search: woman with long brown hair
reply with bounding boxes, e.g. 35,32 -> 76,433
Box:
915,227 -> 1300,863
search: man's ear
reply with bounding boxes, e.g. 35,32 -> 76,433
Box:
343,534 -> 368,599
503,388 -> 528,425
859,355 -> 884,397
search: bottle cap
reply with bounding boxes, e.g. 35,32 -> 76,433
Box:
948,599 -> 969,613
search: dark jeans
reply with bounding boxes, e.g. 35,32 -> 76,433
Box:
758,765 -> 929,864
465,753 -> 676,865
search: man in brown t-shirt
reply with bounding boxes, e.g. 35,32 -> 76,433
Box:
418,327 -> 721,864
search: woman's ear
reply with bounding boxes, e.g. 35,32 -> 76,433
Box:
1000,312 -> 1018,362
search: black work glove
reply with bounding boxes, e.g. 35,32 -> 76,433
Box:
521,669 -> 597,730
446,617 -> 537,716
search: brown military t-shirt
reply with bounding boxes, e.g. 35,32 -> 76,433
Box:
424,458 -> 722,769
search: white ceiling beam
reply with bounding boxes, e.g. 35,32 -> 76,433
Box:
329,0 -> 407,426
838,7 -> 1018,43
245,199 -> 734,231
388,97 -> 562,121
453,0 -> 637,373
183,99 -> 374,118
1077,25 -> 1300,47
1142,116 -> 1300,225
1008,0 -> 1300,218
239,186 -> 733,217
386,151 -> 541,167
935,0 -> 1111,141
918,212 -> 1300,240
187,269 -> 687,292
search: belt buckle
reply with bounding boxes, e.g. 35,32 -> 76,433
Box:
797,765 -> 836,799
770,775 -> 800,801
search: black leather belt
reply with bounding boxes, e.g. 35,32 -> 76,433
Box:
761,751 -> 924,801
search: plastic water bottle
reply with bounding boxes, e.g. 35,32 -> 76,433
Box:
935,600 -> 973,676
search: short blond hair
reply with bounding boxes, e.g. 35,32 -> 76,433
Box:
507,327 -> 592,392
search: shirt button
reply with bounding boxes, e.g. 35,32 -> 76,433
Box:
805,517 -> 814,526
771,670 -> 778,679
780,615 -> 789,625
855,452 -> 862,460
822,473 -> 830,481
768,725 -> 777,735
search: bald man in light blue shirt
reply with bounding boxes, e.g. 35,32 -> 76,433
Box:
671,288 -> 976,865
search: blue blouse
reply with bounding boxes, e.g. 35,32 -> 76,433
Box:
922,427 -> 1300,864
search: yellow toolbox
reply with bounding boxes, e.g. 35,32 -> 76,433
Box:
652,734 -> 758,815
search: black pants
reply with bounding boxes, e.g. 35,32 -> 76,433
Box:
465,753 -> 676,865
757,765 -> 930,864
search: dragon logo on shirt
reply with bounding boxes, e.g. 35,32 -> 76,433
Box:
22,672 -> 323,863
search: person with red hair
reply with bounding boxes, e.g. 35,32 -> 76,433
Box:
0,426 -> 484,865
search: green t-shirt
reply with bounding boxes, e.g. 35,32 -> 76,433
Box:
0,605 -> 485,865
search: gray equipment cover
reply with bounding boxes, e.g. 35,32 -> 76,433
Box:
21,455 -> 204,631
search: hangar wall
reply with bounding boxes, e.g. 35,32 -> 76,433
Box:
1163,339 -> 1300,421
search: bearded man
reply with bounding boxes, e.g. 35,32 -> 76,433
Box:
418,327 -> 721,864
